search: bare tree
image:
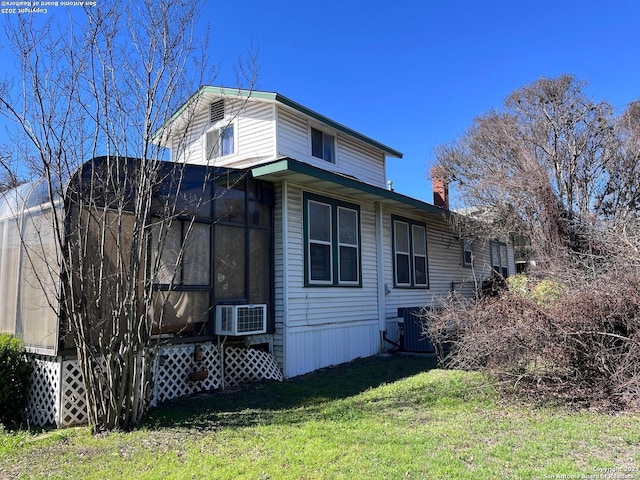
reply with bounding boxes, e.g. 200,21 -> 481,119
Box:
433,75 -> 622,268
0,1 -> 256,431
427,75 -> 640,409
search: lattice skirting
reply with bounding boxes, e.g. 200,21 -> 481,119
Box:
26,342 -> 282,427
224,346 -> 284,387
28,355 -> 61,427
152,343 -> 223,406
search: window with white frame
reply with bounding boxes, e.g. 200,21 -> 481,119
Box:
462,238 -> 473,267
205,100 -> 235,160
206,124 -> 234,160
392,216 -> 429,288
304,192 -> 360,286
490,241 -> 509,278
310,126 -> 335,163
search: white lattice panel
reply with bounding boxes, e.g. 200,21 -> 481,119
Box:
152,342 -> 223,406
27,355 -> 61,427
224,347 -> 283,388
26,341 -> 281,427
59,359 -> 89,427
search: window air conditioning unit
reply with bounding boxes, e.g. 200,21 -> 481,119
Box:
215,304 -> 267,336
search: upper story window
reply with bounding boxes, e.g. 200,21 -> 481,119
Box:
304,192 -> 360,286
491,241 -> 509,278
392,215 -> 429,288
310,127 -> 335,163
206,100 -> 235,160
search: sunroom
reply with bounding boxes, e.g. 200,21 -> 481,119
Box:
0,156 -> 282,427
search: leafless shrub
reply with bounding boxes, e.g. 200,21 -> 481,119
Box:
426,271 -> 640,410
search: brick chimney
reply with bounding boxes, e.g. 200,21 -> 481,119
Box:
430,166 -> 449,210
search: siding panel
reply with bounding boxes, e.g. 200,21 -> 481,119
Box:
338,134 -> 386,188
281,183 -> 382,377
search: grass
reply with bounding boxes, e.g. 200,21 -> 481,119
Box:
1,354 -> 639,479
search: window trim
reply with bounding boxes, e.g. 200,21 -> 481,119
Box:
303,192 -> 361,287
205,119 -> 236,160
392,215 -> 429,289
461,238 -> 473,268
490,241 -> 509,278
309,125 -> 336,163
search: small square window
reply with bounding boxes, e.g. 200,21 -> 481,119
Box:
206,124 -> 234,159
310,127 -> 335,163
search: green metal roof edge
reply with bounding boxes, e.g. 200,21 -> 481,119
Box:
251,158 -> 447,217
270,93 -> 403,159
155,86 -> 403,159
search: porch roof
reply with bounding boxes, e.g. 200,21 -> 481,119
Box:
250,158 -> 450,219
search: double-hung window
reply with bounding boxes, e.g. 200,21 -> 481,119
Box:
310,127 -> 335,163
392,216 -> 428,288
490,241 -> 509,278
461,238 -> 473,267
304,192 -> 360,286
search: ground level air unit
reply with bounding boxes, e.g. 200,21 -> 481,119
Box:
215,304 -> 267,336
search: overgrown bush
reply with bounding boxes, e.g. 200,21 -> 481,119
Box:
0,334 -> 31,428
426,272 -> 640,410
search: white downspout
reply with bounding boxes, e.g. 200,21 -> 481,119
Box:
375,201 -> 386,351
281,180 -> 289,376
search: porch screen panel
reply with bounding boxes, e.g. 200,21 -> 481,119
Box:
215,225 -> 245,299
248,229 -> 270,305
17,209 -> 59,352
182,222 -> 211,286
151,291 -> 210,334
151,220 -> 182,284
215,184 -> 246,224
0,219 -> 19,334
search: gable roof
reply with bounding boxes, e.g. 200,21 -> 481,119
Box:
154,86 -> 403,159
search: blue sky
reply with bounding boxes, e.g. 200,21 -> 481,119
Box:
203,0 -> 640,202
3,1 -> 640,202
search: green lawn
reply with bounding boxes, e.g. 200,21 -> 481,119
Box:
1,354 -> 639,479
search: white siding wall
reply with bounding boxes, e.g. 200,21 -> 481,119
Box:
172,107 -> 209,165
272,180 -> 517,377
276,107 -> 387,188
172,100 -> 276,167
337,135 -> 386,188
276,108 -> 308,160
275,182 -> 382,378
382,208 -> 499,320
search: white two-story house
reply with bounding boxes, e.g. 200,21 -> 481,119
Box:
0,86 -> 514,427
153,86 -> 515,378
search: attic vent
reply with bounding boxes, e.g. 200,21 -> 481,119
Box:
210,99 -> 225,123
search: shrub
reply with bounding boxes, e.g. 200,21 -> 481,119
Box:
506,274 -> 565,307
426,271 -> 640,411
0,334 -> 31,428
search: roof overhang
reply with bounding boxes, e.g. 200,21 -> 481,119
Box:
250,158 -> 449,219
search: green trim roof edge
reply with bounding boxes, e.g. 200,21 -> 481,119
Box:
154,86 -> 403,159
250,158 -> 448,217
